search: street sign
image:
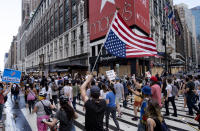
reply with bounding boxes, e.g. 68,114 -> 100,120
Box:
106,70 -> 116,80
2,69 -> 22,83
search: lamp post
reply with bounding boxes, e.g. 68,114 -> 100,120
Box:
48,53 -> 51,75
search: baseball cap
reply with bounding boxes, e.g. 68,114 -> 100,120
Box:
142,86 -> 152,95
90,86 -> 100,95
115,77 -> 120,81
150,76 -> 158,82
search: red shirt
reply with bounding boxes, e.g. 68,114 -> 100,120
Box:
151,84 -> 162,107
0,94 -> 4,104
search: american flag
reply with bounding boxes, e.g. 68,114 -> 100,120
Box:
104,12 -> 157,58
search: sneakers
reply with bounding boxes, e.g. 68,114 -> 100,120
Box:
171,114 -> 177,117
163,114 -> 169,116
132,117 -> 138,121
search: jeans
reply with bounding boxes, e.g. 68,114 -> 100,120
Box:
165,96 -> 177,115
0,104 -> 4,120
106,106 -> 120,130
72,96 -> 77,110
187,94 -> 199,115
28,100 -> 35,113
14,94 -> 18,101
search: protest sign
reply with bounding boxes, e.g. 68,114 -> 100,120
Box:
106,70 -> 116,81
2,69 -> 22,83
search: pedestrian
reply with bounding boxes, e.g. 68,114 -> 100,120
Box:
100,83 -> 108,100
63,80 -> 73,105
43,95 -> 78,131
146,100 -> 164,131
27,83 -> 37,114
72,80 -> 79,110
33,91 -> 55,131
105,84 -> 120,131
131,75 -> 142,121
137,86 -> 152,131
41,83 -> 52,101
185,75 -> 199,115
150,76 -> 162,108
50,81 -> 58,107
113,77 -> 124,117
0,82 -> 12,123
12,83 -> 20,103
80,75 -> 106,131
164,78 -> 177,117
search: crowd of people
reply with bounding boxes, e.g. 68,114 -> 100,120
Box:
0,72 -> 200,130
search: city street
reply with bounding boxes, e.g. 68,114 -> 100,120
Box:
4,92 -> 198,131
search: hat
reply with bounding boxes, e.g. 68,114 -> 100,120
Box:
90,86 -> 100,95
142,86 -> 152,95
115,77 -> 120,81
39,91 -> 47,97
150,76 -> 158,82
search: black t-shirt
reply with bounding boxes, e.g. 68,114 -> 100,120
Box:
186,81 -> 195,95
85,99 -> 106,131
55,109 -> 74,131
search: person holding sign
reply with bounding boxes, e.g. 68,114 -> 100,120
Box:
0,82 -> 12,123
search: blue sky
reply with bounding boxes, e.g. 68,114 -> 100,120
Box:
0,0 -> 199,71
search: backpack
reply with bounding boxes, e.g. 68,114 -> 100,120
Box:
171,85 -> 178,97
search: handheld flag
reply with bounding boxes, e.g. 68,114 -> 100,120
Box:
104,12 -> 157,58
168,11 -> 173,19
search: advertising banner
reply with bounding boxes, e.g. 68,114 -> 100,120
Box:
2,69 -> 22,83
89,0 -> 150,41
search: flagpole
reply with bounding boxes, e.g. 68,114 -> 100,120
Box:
91,10 -> 119,73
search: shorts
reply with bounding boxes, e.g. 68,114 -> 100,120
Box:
115,97 -> 121,104
134,101 -> 141,107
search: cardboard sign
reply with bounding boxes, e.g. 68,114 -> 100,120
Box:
106,70 -> 116,80
2,69 -> 22,83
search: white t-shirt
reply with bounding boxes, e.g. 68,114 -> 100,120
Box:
63,86 -> 73,101
166,84 -> 173,97
100,90 -> 107,100
41,87 -> 52,100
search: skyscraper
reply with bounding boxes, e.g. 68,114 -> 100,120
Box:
191,6 -> 200,42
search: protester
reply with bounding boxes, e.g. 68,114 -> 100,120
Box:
105,84 -> 120,131
113,77 -> 124,117
72,80 -> 79,110
0,82 -> 12,123
80,75 -> 107,131
164,78 -> 177,117
27,83 -> 37,114
146,100 -> 163,131
43,95 -> 78,131
150,76 -> 162,108
33,91 -> 55,131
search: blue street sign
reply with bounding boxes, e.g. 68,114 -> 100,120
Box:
2,69 -> 22,83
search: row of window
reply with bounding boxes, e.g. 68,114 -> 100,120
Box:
26,0 -> 79,56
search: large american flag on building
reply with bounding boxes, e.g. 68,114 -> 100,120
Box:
104,12 -> 157,58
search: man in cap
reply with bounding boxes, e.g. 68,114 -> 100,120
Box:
80,75 -> 106,131
150,76 -> 162,108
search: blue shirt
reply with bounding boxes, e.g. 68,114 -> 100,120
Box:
140,99 -> 148,120
106,92 -> 116,107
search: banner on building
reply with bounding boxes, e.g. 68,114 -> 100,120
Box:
89,0 -> 150,41
106,70 -> 116,80
2,69 -> 22,83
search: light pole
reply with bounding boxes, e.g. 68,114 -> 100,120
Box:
48,53 -> 51,75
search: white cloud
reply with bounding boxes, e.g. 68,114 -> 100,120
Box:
174,0 -> 200,9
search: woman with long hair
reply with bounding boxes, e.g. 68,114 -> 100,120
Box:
146,100 -> 163,131
43,95 -> 78,131
27,83 -> 37,113
105,84 -> 120,131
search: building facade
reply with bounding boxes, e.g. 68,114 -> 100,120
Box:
25,0 -> 89,75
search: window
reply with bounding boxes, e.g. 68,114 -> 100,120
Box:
65,0 -> 70,31
92,46 -> 95,56
72,30 -> 76,40
81,42 -> 84,54
72,0 -> 77,26
54,10 -> 59,37
59,5 -> 64,35
154,0 -> 158,17
50,16 -> 54,40
73,44 -> 76,56
80,25 -> 83,35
